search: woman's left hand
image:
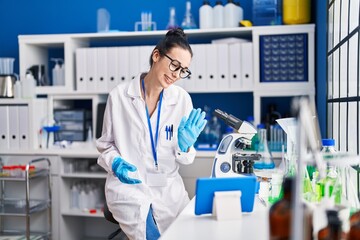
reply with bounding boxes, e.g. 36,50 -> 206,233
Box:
178,108 -> 207,152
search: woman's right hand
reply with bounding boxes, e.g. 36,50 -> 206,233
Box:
112,157 -> 142,184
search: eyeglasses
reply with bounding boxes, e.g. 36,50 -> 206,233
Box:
163,54 -> 191,79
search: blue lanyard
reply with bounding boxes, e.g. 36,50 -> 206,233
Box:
142,79 -> 163,169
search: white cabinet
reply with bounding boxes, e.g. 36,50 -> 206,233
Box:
58,155 -> 118,240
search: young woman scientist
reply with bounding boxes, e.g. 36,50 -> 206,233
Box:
96,28 -> 207,240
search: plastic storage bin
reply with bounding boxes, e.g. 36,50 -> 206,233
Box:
54,109 -> 91,142
259,33 -> 308,82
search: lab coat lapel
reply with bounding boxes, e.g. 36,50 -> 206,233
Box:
159,86 -> 179,129
127,75 -> 148,130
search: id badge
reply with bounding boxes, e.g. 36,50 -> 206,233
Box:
146,172 -> 167,187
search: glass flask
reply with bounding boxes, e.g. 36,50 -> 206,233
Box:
254,128 -> 275,169
181,1 -> 197,29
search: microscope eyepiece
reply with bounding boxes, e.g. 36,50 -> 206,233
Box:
214,109 -> 243,131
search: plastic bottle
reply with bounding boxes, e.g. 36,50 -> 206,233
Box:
283,0 -> 311,25
181,1 -> 197,29
224,0 -> 238,28
321,138 -> 337,154
79,189 -> 87,210
166,7 -> 178,30
318,139 -> 342,204
254,128 -> 275,169
213,1 -> 224,28
199,0 -> 213,29
51,58 -> 65,86
234,2 -> 243,23
13,79 -> 22,99
21,72 -> 36,99
70,184 -> 79,209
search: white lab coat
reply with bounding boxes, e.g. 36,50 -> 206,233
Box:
96,74 -> 196,240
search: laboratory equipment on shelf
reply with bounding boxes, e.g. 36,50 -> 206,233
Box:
97,8 -> 110,32
50,58 -> 64,86
211,109 -> 261,178
21,72 -> 36,99
283,0 -> 311,25
135,11 -> 156,31
181,1 -> 197,29
0,57 -> 17,98
166,7 -> 178,30
199,0 -> 213,29
41,116 -> 61,149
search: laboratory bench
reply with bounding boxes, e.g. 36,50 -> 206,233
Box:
160,196 -> 269,240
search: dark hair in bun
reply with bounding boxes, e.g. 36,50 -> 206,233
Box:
150,27 -> 193,66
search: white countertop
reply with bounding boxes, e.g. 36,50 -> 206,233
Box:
160,196 -> 270,240
0,145 -> 217,158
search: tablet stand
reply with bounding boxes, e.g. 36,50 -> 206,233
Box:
212,190 -> 242,221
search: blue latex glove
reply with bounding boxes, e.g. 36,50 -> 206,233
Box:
178,108 -> 207,152
112,157 -> 142,184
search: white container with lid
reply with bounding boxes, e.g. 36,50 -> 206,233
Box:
224,0 -> 238,28
213,1 -> 224,28
199,0 -> 213,29
21,73 -> 36,99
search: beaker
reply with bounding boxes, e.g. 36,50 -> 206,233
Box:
0,58 -> 15,74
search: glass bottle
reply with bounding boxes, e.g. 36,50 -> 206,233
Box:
318,210 -> 342,240
348,222 -> 360,240
269,177 -> 292,239
181,1 -> 197,29
349,212 -> 360,239
254,128 -> 275,169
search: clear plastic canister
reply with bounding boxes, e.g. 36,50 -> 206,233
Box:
0,58 -> 15,74
283,0 -> 311,25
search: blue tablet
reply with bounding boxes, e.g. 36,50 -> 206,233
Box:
194,176 -> 257,215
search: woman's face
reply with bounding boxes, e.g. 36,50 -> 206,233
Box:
152,47 -> 192,88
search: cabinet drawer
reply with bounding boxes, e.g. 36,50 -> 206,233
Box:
54,110 -> 87,121
55,131 -> 86,142
59,121 -> 85,131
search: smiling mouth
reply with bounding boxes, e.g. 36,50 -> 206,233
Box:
165,75 -> 174,84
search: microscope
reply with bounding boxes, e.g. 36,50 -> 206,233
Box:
211,109 -> 261,178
